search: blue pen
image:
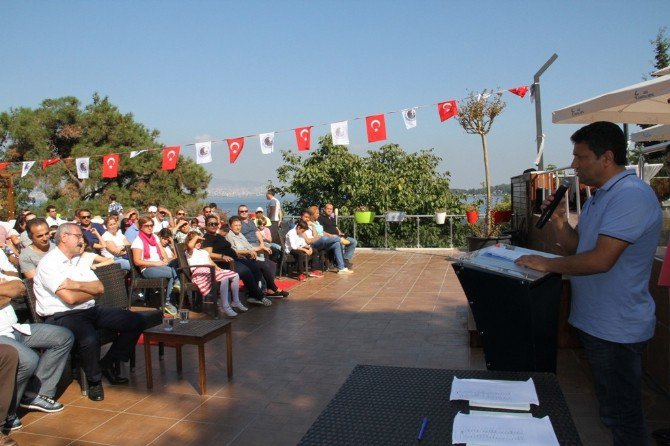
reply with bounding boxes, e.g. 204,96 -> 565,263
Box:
417,417 -> 428,441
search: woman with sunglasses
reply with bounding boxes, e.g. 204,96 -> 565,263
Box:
131,216 -> 180,315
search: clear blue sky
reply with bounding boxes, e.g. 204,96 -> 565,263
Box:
1,1 -> 668,189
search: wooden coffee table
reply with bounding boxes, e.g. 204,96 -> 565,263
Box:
143,319 -> 232,395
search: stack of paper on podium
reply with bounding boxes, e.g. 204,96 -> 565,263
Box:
450,377 -> 539,410
455,245 -> 560,281
452,412 -> 559,446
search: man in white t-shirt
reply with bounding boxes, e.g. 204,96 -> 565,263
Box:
266,189 -> 282,245
45,205 -> 66,227
33,223 -> 146,402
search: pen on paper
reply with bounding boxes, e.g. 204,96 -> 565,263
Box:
417,417 -> 428,441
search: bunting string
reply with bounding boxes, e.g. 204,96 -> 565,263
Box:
0,85 -> 529,178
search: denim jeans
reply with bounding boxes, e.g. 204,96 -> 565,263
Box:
342,237 -> 357,261
142,264 -> 178,302
311,237 -> 345,269
0,324 -> 74,413
577,329 -> 649,446
114,257 -> 130,271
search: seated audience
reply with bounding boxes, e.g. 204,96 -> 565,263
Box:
201,215 -> 272,307
173,219 -> 191,244
254,207 -> 272,227
45,205 -> 66,227
0,273 -> 74,432
196,205 -> 213,228
9,213 -> 36,252
121,209 -> 138,234
318,203 -> 357,268
189,218 -> 204,236
0,345 -> 19,446
100,216 -> 131,271
284,221 -> 317,282
185,232 -> 247,318
158,228 -> 177,261
299,210 -> 352,275
77,209 -> 106,253
0,250 -> 18,279
18,219 -> 55,279
226,216 -> 288,298
33,223 -> 145,402
131,216 -> 179,315
78,246 -> 115,270
124,218 -> 140,244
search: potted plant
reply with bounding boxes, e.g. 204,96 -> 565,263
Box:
354,205 -> 374,224
466,219 -> 512,251
492,196 -> 512,224
435,208 -> 447,225
458,90 -> 507,248
464,203 -> 479,224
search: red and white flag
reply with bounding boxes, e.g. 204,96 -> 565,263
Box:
76,157 -> 90,179
437,100 -> 458,122
508,86 -> 529,98
294,126 -> 312,151
162,146 -> 180,170
331,121 -> 349,146
227,137 -> 244,164
21,161 -> 35,178
366,114 -> 387,143
195,141 -> 212,164
0,162 -> 10,170
102,154 -> 119,178
42,158 -> 60,170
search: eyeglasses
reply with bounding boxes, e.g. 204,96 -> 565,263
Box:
80,215 -> 91,219
142,224 -> 154,228
65,232 -> 84,239
159,211 -> 166,215
239,210 -> 248,213
207,222 -> 219,227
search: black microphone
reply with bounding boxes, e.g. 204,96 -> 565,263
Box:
535,178 -> 571,229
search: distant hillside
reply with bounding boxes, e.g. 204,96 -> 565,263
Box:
208,178 -> 267,197
451,183 -> 511,195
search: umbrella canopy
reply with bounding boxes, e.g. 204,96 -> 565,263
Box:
630,124 -> 670,142
552,75 -> 670,125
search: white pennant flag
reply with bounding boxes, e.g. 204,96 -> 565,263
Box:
259,132 -> 274,155
21,161 -> 35,178
331,121 -> 349,146
130,150 -> 147,158
76,157 -> 90,179
195,141 -> 212,164
401,108 -> 417,129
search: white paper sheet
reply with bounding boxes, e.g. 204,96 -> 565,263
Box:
452,412 -> 559,446
450,377 -> 539,410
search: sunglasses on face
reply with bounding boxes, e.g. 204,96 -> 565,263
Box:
239,210 -> 248,213
142,224 -> 154,228
80,215 -> 91,219
207,222 -> 219,227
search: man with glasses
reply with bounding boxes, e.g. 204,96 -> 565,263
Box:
33,223 -> 146,402
18,219 -> 55,280
77,209 -> 106,253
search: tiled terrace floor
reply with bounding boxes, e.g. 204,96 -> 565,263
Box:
10,249 -> 670,445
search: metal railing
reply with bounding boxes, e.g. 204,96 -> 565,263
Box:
287,214 -> 468,249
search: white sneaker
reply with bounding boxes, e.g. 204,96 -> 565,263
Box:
261,297 -> 273,306
221,307 -> 238,318
338,268 -> 354,275
231,302 -> 248,312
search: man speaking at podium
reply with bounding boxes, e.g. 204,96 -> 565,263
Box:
515,121 -> 661,445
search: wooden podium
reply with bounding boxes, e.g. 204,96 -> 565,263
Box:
452,245 -> 563,373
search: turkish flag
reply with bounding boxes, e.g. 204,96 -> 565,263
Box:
365,115 -> 387,143
227,138 -> 245,164
102,154 -> 119,178
42,158 -> 60,170
294,126 -> 312,151
437,101 -> 458,122
508,86 -> 529,98
162,146 -> 180,170
0,162 -> 10,170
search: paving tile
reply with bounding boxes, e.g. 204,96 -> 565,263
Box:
151,420 -> 245,446
21,405 -> 116,440
8,432 -> 72,446
124,393 -> 206,419
79,413 -> 177,446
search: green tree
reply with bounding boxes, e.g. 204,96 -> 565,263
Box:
651,27 -> 670,72
271,135 -> 466,247
0,94 -> 211,217
457,90 -> 506,234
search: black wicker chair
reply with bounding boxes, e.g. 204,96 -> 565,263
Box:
128,250 -> 168,313
174,243 -> 221,318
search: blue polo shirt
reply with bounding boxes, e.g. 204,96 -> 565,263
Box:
569,170 -> 662,343
240,219 -> 260,245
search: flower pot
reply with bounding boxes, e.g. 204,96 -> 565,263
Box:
492,210 -> 512,224
435,211 -> 447,225
465,210 -> 479,224
354,211 -> 374,224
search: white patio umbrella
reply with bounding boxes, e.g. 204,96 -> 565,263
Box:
552,75 -> 670,125
630,124 -> 670,142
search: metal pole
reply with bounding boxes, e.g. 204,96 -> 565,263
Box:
449,217 -> 453,249
416,217 -> 420,248
534,53 -> 558,171
384,219 -> 388,249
